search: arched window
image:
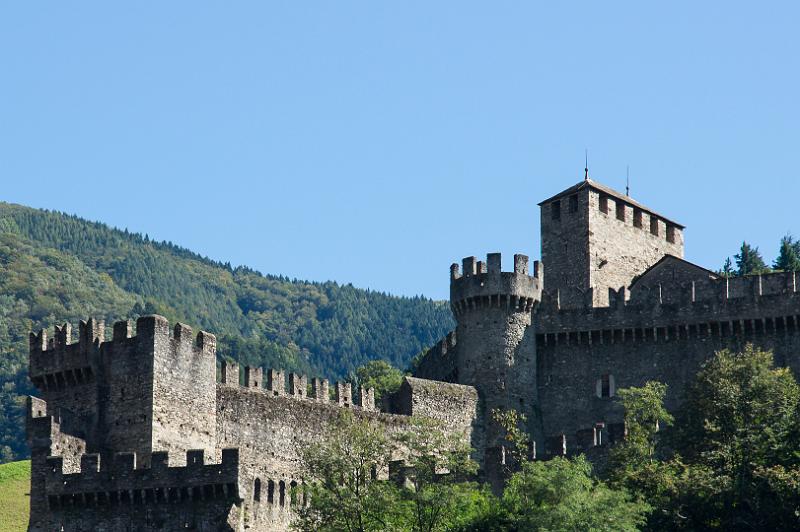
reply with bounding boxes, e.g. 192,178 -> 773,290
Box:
253,478 -> 261,502
290,480 -> 298,506
267,480 -> 275,504
279,480 -> 286,507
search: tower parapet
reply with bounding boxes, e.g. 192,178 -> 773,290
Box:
450,253 -> 542,316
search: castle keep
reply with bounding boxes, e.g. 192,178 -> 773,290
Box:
28,177 -> 800,530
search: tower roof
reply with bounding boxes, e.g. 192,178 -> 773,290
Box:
538,178 -> 685,229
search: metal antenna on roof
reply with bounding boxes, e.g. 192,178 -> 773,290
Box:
584,149 -> 589,181
626,165 -> 630,196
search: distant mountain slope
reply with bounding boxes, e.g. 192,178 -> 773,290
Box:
0,202 -> 454,462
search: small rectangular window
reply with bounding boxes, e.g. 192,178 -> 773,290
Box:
569,194 -> 578,213
666,225 -> 676,244
601,374 -> 611,397
551,200 -> 561,221
633,209 -> 643,228
599,195 -> 608,214
616,201 -> 625,221
650,216 -> 659,236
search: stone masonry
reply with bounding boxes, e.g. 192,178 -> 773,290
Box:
416,177 -> 800,468
27,318 -> 480,531
27,175 -> 800,530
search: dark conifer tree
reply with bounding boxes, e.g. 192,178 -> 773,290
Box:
720,257 -> 734,278
773,235 -> 800,272
734,241 -> 768,276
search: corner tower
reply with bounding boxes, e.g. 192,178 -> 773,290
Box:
449,253 -> 542,478
539,178 -> 684,307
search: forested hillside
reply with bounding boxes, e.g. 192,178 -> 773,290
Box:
0,202 -> 454,462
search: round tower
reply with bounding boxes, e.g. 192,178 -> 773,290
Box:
449,253 -> 542,480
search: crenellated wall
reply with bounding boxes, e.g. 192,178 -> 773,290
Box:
29,177 -> 800,531
28,316 -> 482,532
32,448 -> 241,532
28,316 -> 218,467
414,330 -> 458,383
533,269 -> 800,454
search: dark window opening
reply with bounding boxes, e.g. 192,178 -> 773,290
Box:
650,216 -> 659,236
599,195 -> 609,214
569,194 -> 578,212
666,225 -> 676,244
267,480 -> 275,504
551,200 -> 561,221
616,201 -> 625,221
279,481 -> 286,507
254,478 -> 261,502
290,481 -> 298,506
601,374 -> 611,398
633,209 -> 643,228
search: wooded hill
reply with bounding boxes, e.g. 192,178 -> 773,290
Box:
0,202 -> 453,462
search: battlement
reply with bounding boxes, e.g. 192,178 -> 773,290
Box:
28,319 -> 104,388
414,331 -> 458,383
450,253 -> 542,315
426,331 -> 457,360
219,361 -> 376,410
29,316 -> 216,392
538,270 -> 800,333
43,448 -> 240,507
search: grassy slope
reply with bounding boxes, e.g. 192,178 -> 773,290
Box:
0,461 -> 29,532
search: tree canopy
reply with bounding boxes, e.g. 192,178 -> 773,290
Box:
609,346 -> 800,530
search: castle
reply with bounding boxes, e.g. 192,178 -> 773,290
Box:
27,177 -> 800,531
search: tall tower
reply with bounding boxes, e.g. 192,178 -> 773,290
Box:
539,178 -> 684,307
449,253 -> 541,485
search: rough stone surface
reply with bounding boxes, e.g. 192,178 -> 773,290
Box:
27,176 -> 800,530
417,177 -> 800,476
27,320 -> 479,531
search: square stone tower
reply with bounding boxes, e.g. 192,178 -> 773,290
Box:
539,178 -> 684,307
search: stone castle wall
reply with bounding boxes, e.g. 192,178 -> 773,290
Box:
585,188 -> 684,307
539,180 -> 684,309
27,177 -> 800,531
28,317 -> 481,532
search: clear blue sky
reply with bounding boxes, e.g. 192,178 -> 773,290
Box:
1,2 -> 798,300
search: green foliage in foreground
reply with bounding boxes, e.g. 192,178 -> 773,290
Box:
300,347 -> 800,531
293,411 -> 489,532
0,460 -> 30,532
294,411 -> 646,532
609,345 -> 800,531
0,202 -> 453,462
466,457 -> 649,532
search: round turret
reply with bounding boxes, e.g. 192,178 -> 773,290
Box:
448,253 -> 543,487
450,253 -> 541,317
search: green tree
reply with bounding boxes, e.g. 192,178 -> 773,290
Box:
672,345 -> 800,530
295,412 -> 490,532
468,456 -> 649,532
293,411 -> 402,532
773,234 -> 800,272
611,382 -> 673,467
355,360 -> 405,402
720,257 -> 734,278
491,408 -> 530,475
734,241 -> 768,276
395,417 -> 489,532
607,383 -> 680,530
